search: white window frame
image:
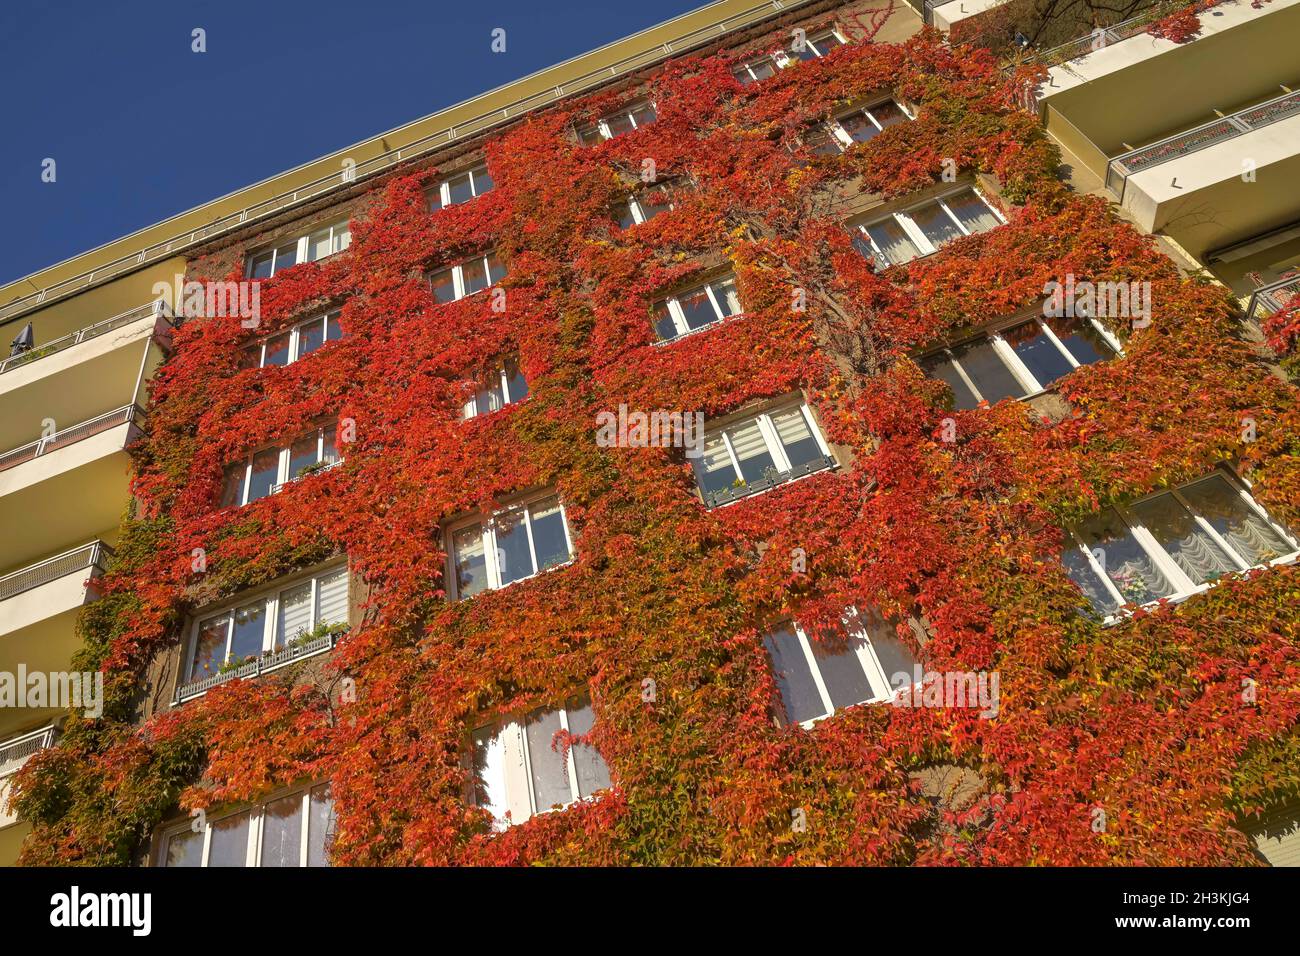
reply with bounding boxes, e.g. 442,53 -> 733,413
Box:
445,492 -> 576,600
1066,469 -> 1299,621
787,28 -> 845,62
428,253 -> 506,303
471,698 -> 608,829
852,187 -> 1006,268
461,359 -> 528,419
821,98 -> 915,152
183,562 -> 349,682
925,314 -> 1124,405
244,309 -> 344,369
224,421 -> 341,507
768,610 -> 917,729
246,217 -> 352,278
427,162 -> 494,210
578,100 -> 658,144
697,399 -> 835,508
653,274 -> 742,342
157,782 -> 333,867
733,29 -> 846,85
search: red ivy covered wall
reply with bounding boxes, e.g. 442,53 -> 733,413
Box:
11,16 -> 1300,866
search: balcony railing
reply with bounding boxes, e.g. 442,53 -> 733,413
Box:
269,457 -> 344,495
1246,274 -> 1300,324
0,726 -> 59,778
0,541 -> 113,604
1024,2 -> 1180,69
1106,89 -> 1300,200
0,404 -> 141,475
0,0 -> 820,329
703,453 -> 836,508
0,300 -> 173,376
174,629 -> 343,703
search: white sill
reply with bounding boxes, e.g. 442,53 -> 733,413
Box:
453,556 -> 576,602
705,458 -> 837,510
485,789 -> 610,832
652,312 -> 745,347
1096,551 -> 1300,627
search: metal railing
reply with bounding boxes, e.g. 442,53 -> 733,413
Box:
1025,3 -> 1179,68
0,726 -> 59,778
1246,274 -> 1300,323
0,404 -> 141,474
1106,89 -> 1300,200
1,300 -> 173,376
704,454 -> 836,508
0,0 -> 816,329
269,457 -> 344,495
0,541 -> 114,603
174,629 -> 343,703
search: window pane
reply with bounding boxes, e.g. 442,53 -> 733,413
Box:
910,201 -> 964,248
333,225 -> 351,253
763,626 -> 826,724
264,332 -> 291,368
866,626 -> 919,690
604,113 -> 635,138
770,407 -> 822,469
446,172 -> 474,206
316,567 -> 349,627
207,811 -> 251,867
473,166 -> 494,195
868,100 -> 907,129
629,103 -> 657,127
840,111 -> 881,144
307,785 -> 334,867
247,447 -> 280,501
461,258 -> 489,296
1178,475 -> 1293,566
248,251 -> 275,280
307,227 -> 333,262
710,276 -> 742,317
1127,492 -> 1240,585
676,286 -> 718,331
494,508 -> 536,586
808,128 -> 843,156
749,57 -> 777,81
297,318 -> 325,358
229,601 -> 267,662
807,629 -> 875,711
505,357 -> 529,403
452,525 -> 489,598
652,303 -> 679,340
1002,321 -> 1073,390
1062,544 -> 1120,616
427,184 -> 445,212
430,269 -> 456,303
578,125 -> 604,147
190,615 -> 229,680
922,353 -> 980,411
638,193 -> 671,222
325,312 -> 344,341
259,793 -> 303,867
472,724 -> 510,828
528,498 -> 571,572
950,338 -> 1026,404
617,204 -> 638,230
810,33 -> 843,55
1045,314 -> 1115,366
862,218 -> 921,267
273,241 -> 298,274
220,464 -> 246,508
945,190 -> 1000,235
727,419 -> 778,484
1074,507 -> 1176,605
289,432 -> 321,479
692,433 -> 739,497
164,829 -> 203,867
276,582 -> 313,648
321,423 -> 340,466
524,709 -> 572,812
564,700 -> 611,799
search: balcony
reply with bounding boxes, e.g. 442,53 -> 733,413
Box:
174,628 -> 343,704
703,453 -> 836,509
1246,274 -> 1300,325
0,542 -> 112,729
0,726 -> 58,831
0,406 -> 143,573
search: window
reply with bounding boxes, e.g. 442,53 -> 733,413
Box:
160,783 -> 335,867
471,696 -> 611,829
447,492 -> 575,599
577,100 -> 657,145
185,564 -> 349,683
428,253 -> 507,304
220,422 -> 342,507
427,163 -> 495,211
246,218 -> 352,279
693,400 -> 835,508
851,189 -> 1004,268
764,609 -> 919,727
462,357 -> 529,419
240,310 -> 344,370
617,187 -> 675,229
815,100 -> 912,153
652,274 -> 742,342
1063,471 -> 1298,618
922,315 -> 1122,409
732,54 -> 780,85
790,29 -> 844,61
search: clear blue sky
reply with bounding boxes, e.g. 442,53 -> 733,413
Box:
0,0 -> 706,285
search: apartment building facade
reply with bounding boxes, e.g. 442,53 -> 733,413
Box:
2,0 -> 1298,867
